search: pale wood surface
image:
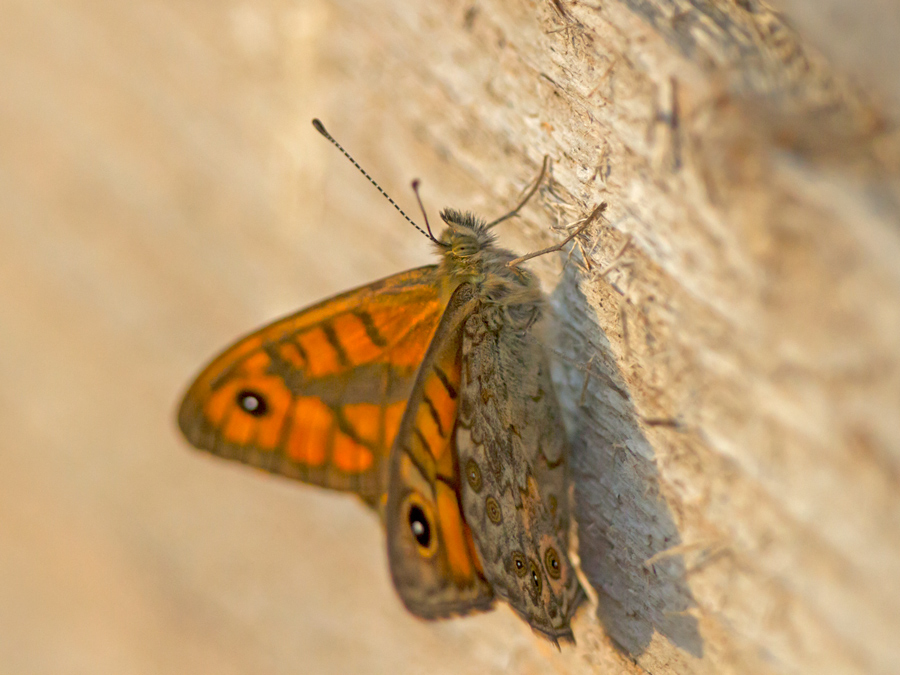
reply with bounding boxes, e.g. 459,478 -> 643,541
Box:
2,1 -> 899,674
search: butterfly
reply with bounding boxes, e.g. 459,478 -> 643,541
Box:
177,120 -> 586,642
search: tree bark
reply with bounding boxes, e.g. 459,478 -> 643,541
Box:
317,0 -> 900,673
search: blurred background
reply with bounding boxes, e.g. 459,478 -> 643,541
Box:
0,2 -> 574,673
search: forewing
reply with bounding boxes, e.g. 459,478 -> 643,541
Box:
456,303 -> 585,642
177,266 -> 443,506
385,284 -> 494,618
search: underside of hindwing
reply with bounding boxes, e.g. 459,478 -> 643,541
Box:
455,300 -> 585,641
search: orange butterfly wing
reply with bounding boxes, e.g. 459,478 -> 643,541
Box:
177,266 -> 444,507
385,284 -> 494,617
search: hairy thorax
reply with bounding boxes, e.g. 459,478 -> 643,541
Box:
435,209 -> 545,326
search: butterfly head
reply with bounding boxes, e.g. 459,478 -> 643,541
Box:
436,209 -> 496,258
435,208 -> 541,306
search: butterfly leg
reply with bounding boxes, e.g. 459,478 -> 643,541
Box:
486,155 -> 551,228
506,201 -> 607,268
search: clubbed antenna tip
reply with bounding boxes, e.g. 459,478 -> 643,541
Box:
310,119 -> 439,244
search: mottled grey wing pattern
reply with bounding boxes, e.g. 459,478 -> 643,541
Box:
455,300 -> 585,642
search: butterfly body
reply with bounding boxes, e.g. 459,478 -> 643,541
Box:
178,203 -> 583,642
432,211 -> 584,640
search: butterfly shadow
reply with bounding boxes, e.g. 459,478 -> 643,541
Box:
548,264 -> 704,659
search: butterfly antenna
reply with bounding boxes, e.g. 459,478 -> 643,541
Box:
411,179 -> 440,243
312,119 -> 439,244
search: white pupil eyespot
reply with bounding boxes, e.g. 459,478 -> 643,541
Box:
411,521 -> 425,537
242,396 -> 259,411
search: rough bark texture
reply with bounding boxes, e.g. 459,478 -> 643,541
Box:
2,1 -> 899,674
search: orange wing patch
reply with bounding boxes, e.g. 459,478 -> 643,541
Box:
331,313 -> 385,365
277,341 -> 306,368
384,400 -> 408,450
386,307 -> 449,369
435,482 -> 475,582
410,348 -> 463,476
286,397 -> 331,466
399,349 -> 462,488
342,403 -> 381,444
295,326 -> 344,376
332,432 -> 374,473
